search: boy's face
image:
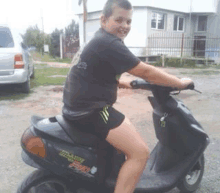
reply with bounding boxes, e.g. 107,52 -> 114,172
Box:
101,6 -> 132,40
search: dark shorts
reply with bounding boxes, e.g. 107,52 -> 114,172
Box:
62,105 -> 125,140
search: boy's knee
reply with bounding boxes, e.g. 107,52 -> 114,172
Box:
141,146 -> 150,160
134,145 -> 150,162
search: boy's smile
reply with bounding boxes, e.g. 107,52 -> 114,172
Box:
101,6 -> 133,40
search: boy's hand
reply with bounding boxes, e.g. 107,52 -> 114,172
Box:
180,78 -> 194,90
118,79 -> 132,89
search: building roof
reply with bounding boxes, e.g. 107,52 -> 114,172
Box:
191,12 -> 216,15
76,5 -> 216,16
75,0 -> 217,14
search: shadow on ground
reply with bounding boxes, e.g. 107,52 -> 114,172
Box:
0,84 -> 30,100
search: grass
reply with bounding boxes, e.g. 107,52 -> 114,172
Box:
0,63 -> 69,101
55,57 -> 72,64
33,52 -> 72,64
213,65 -> 220,69
180,70 -> 220,75
32,63 -> 69,87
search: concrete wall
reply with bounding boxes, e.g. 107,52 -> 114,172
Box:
78,12 -> 102,47
78,8 -> 148,57
124,7 -> 148,56
146,7 -> 191,57
191,13 -> 220,60
146,7 -> 188,36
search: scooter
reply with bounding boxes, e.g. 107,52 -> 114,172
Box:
17,79 -> 210,193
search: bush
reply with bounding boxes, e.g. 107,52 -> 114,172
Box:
151,57 -> 162,67
165,58 -> 182,67
182,59 -> 196,68
149,57 -> 197,68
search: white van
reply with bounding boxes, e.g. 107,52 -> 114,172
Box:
0,24 -> 34,93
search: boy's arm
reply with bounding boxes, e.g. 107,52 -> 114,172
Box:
127,61 -> 192,89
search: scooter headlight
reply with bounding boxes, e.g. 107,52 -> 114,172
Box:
21,127 -> 46,158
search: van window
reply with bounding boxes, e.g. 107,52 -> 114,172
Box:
0,27 -> 14,48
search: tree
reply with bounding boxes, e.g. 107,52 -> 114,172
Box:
65,20 -> 79,38
21,25 -> 50,53
50,28 -> 63,57
64,20 -> 80,59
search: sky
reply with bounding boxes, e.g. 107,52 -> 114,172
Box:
0,0 -> 218,36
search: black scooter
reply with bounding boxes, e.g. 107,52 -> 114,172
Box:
17,80 -> 210,193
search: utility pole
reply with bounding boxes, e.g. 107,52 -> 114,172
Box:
83,15 -> 86,44
189,0 -> 193,57
71,0 -> 87,65
189,0 -> 193,36
41,9 -> 45,55
78,0 -> 87,44
60,33 -> 63,59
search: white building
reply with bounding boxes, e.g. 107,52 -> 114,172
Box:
76,0 -> 220,61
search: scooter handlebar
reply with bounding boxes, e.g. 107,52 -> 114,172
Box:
186,82 -> 195,90
180,78 -> 195,90
130,79 -> 197,93
130,79 -> 155,91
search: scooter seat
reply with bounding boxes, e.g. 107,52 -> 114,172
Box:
56,115 -> 101,148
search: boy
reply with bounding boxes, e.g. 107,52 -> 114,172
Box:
62,0 -> 193,192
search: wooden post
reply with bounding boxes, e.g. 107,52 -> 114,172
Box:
162,54 -> 165,67
181,33 -> 184,66
181,33 -> 184,57
83,0 -> 87,44
83,20 -> 86,44
60,34 -> 63,59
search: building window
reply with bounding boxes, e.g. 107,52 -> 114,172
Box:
173,16 -> 184,31
151,13 -> 165,30
198,16 -> 207,31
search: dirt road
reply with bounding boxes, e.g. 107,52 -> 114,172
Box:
0,66 -> 220,193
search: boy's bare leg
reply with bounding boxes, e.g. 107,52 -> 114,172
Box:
106,117 -> 149,193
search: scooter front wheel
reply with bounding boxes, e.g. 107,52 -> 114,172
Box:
177,154 -> 205,193
17,169 -> 75,193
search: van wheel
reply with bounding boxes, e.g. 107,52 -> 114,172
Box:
30,66 -> 35,79
17,169 -> 75,193
177,154 -> 205,193
20,76 -> 30,93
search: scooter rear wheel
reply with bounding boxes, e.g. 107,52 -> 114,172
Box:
177,154 -> 205,193
17,169 -> 75,193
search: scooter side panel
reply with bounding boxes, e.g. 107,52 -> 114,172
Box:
45,140 -> 99,179
53,141 -> 121,185
152,97 -> 209,155
29,115 -> 118,185
22,136 -> 101,183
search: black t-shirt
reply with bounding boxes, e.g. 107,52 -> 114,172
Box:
63,28 -> 140,111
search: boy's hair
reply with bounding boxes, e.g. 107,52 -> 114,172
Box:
102,0 -> 132,18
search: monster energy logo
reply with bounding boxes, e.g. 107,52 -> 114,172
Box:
99,106 -> 109,124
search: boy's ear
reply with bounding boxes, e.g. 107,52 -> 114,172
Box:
100,15 -> 107,26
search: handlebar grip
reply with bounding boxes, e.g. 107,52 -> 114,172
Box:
186,82 -> 195,90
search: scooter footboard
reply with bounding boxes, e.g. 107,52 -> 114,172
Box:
133,142 -> 205,193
